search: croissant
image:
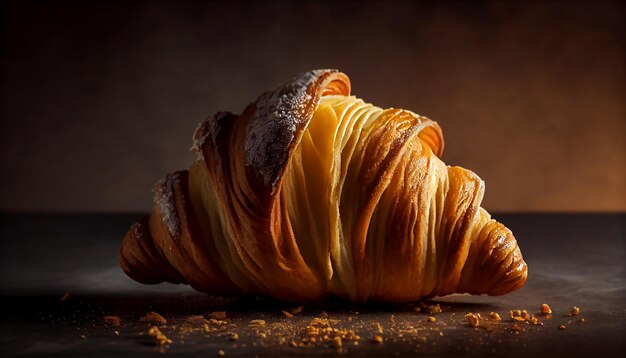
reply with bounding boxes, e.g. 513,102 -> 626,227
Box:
119,69 -> 527,302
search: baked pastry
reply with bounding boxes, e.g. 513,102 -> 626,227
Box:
119,69 -> 527,302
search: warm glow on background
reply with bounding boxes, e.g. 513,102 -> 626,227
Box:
1,1 -> 623,212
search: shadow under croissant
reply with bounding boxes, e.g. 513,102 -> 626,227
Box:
222,295 -> 496,314
4,294 -> 494,323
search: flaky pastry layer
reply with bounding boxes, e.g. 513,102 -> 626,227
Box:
120,70 -> 527,302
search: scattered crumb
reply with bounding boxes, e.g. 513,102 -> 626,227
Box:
208,318 -> 228,326
425,303 -> 442,314
94,300 -> 577,350
209,311 -> 227,320
465,313 -> 479,327
186,315 -> 208,323
148,326 -> 172,346
103,315 -> 122,326
521,310 -> 530,320
307,317 -> 334,338
340,329 -> 360,341
291,306 -> 304,314
509,309 -> 523,319
580,318 -> 586,323
511,310 -> 524,320
508,308 -> 543,326
217,349 -> 225,356
80,334 -> 86,339
60,292 -> 71,301
529,315 -> 543,326
248,319 -> 266,327
139,312 -> 167,325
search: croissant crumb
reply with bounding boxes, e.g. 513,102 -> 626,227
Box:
423,303 -> 442,314
119,69 -> 528,302
248,320 -> 266,327
148,326 -> 172,346
465,313 -> 480,327
291,306 -> 304,314
375,322 -> 383,334
209,311 -> 227,320
140,312 -> 167,325
103,315 -> 121,326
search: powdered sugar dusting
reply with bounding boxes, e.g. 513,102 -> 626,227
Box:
154,172 -> 182,238
244,70 -> 338,190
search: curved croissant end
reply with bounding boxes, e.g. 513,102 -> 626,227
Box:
120,69 -> 527,302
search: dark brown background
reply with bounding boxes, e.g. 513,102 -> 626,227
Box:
1,0 -> 623,213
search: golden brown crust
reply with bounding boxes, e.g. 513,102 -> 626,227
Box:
119,217 -> 183,285
119,69 -> 527,302
120,171 -> 239,295
244,69 -> 350,195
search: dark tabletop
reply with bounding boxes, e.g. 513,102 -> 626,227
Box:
0,213 -> 624,357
